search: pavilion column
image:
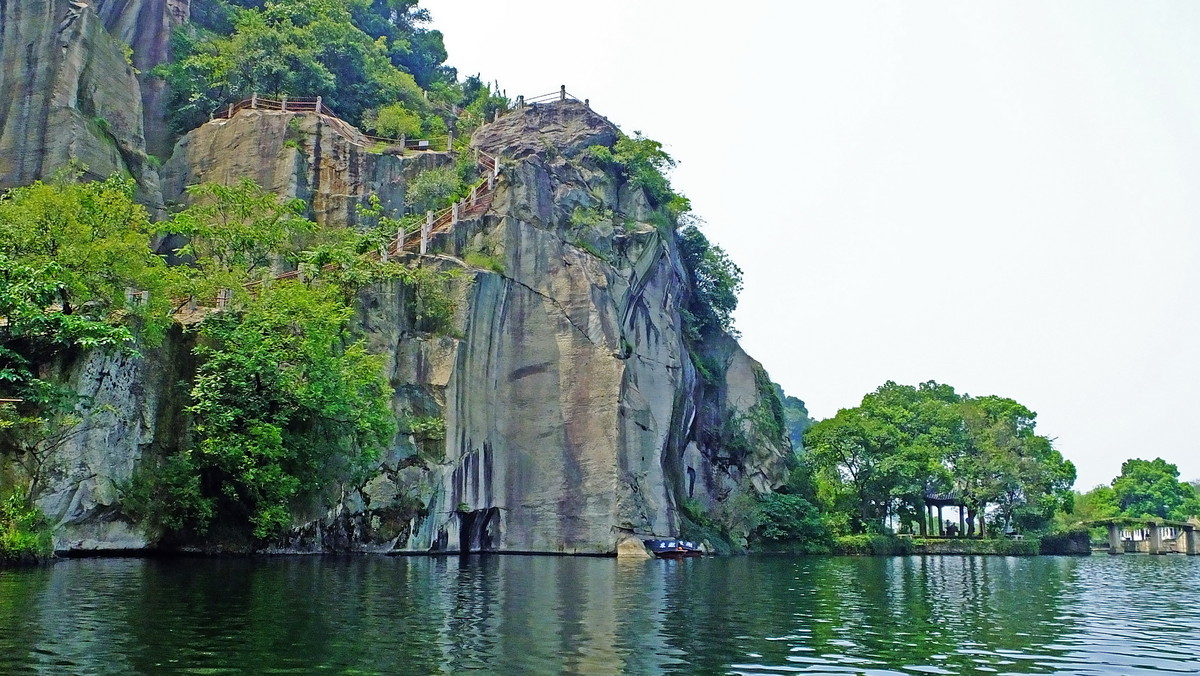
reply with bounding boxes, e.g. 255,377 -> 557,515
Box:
919,503 -> 927,537
1149,522 -> 1165,555
1107,522 -> 1124,555
936,505 -> 944,537
958,506 -> 966,538
1184,526 -> 1198,556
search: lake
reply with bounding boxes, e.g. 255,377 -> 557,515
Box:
1,554 -> 1197,675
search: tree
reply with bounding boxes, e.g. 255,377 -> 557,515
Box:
136,282 -> 395,539
677,225 -> 743,338
1111,458 -> 1199,521
158,0 -> 433,133
0,177 -> 173,500
804,408 -> 901,533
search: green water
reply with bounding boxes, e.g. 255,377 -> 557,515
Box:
0,554 -> 1197,675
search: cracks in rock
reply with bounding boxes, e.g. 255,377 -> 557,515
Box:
505,275 -> 599,348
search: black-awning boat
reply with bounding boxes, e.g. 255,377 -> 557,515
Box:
644,539 -> 703,558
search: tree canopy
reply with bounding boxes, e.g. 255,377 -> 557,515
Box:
803,381 -> 1075,536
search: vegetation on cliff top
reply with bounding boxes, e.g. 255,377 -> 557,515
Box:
160,0 -> 507,141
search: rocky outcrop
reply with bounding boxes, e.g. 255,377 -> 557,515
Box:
0,0 -> 185,207
21,101 -> 791,555
161,109 -> 446,228
276,102 -> 791,554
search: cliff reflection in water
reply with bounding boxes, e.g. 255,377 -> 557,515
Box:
1,555 -> 1199,674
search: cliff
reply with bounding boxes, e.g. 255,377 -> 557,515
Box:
0,0 -> 185,208
0,1 -> 794,556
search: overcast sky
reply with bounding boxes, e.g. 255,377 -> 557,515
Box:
423,1 -> 1200,490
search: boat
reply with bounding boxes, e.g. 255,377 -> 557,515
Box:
644,538 -> 703,559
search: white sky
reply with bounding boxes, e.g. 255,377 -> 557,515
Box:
423,1 -> 1200,490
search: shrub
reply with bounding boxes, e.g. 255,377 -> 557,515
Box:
1038,528 -> 1092,555
464,251 -> 504,274
833,534 -> 913,556
367,103 -> 423,139
0,487 -> 52,564
406,167 -> 462,214
753,493 -> 830,553
993,538 -> 1040,556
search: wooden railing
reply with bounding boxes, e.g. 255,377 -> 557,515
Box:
210,94 -> 453,153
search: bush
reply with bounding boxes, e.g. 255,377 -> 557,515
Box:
832,534 -> 913,556
752,493 -> 830,553
1039,529 -> 1091,555
464,252 -> 505,274
0,487 -> 52,564
367,103 -> 423,139
993,538 -> 1040,556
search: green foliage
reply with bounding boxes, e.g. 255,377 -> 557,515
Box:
364,102 -> 423,139
135,282 -> 395,539
0,178 -> 174,484
169,179 -> 313,285
570,206 -> 614,229
677,225 -> 743,339
753,493 -> 830,552
1111,457 -> 1199,520
405,266 -> 456,334
0,176 -> 177,343
402,415 -> 444,441
773,382 -> 813,450
1038,528 -> 1091,555
0,487 -> 52,563
464,251 -> 504,274
587,132 -> 690,214
832,534 -> 912,556
158,0 -> 437,133
406,166 -> 462,214
678,498 -> 736,555
804,381 -> 1075,537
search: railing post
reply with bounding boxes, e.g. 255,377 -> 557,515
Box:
315,96 -> 322,115
217,288 -> 230,310
397,226 -> 405,252
452,201 -> 460,225
517,95 -> 525,109
421,211 -> 432,255
188,297 -> 197,312
487,173 -> 495,191
252,92 -> 258,109
559,85 -> 566,102
447,131 -> 453,151
140,290 -> 149,305
380,245 -> 388,264
281,95 -> 287,113
228,103 -> 234,118
399,134 -> 406,151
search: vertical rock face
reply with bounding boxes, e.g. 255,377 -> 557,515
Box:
0,0 -> 184,206
339,102 -> 793,554
161,109 -> 448,227
1,6 -> 792,552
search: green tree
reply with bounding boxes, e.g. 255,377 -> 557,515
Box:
138,282 -> 395,539
159,0 -> 432,133
405,166 -> 462,214
677,225 -> 743,338
167,178 -> 315,300
0,178 -> 174,500
1111,457 -> 1199,521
